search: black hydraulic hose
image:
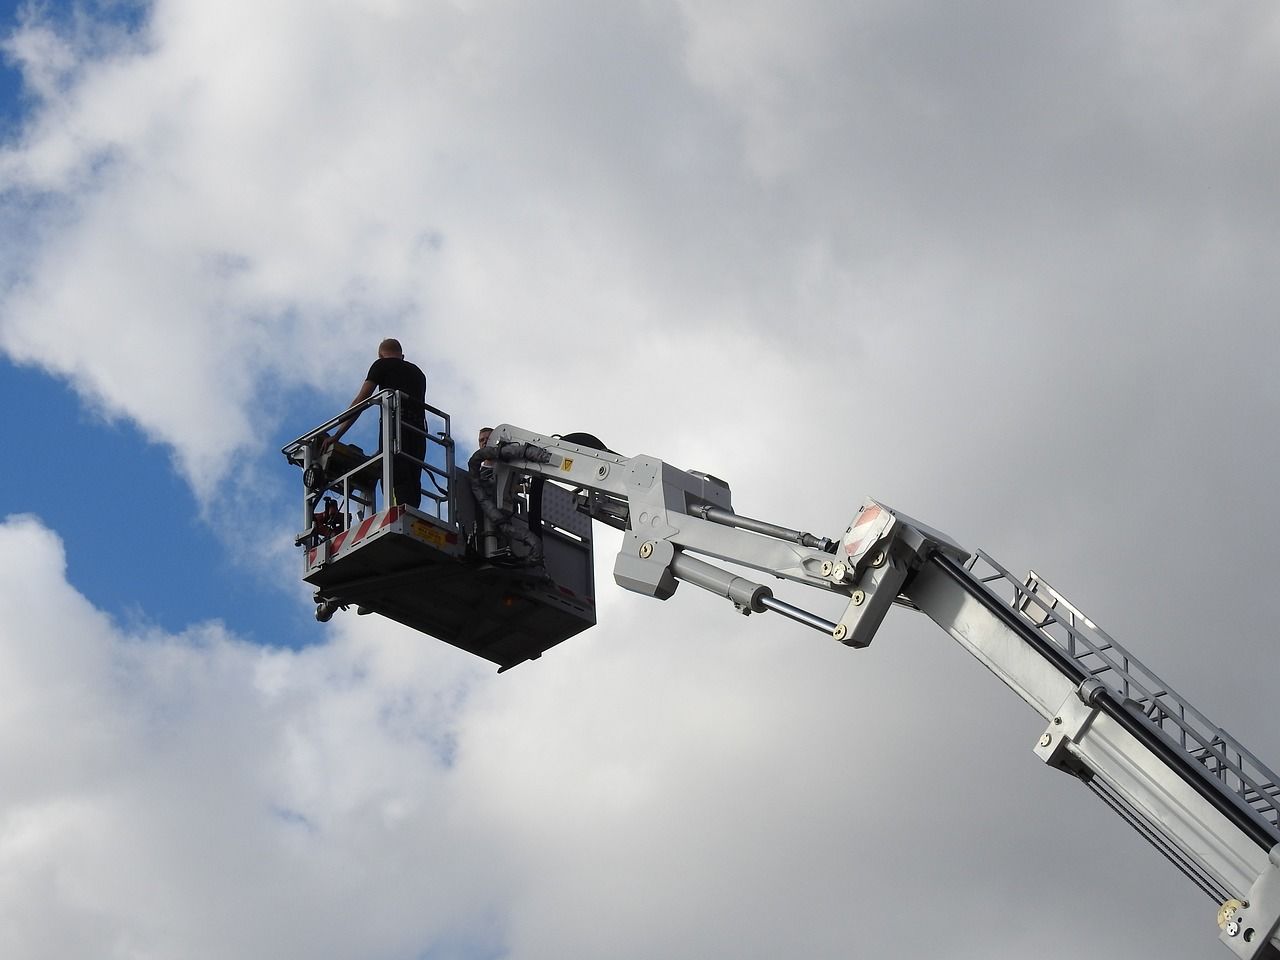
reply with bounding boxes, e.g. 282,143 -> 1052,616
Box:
488,432 -> 609,534
467,444 -> 544,562
929,552 -> 1280,853
467,447 -> 506,525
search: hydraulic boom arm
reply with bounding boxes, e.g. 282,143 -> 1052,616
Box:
479,424 -> 1280,958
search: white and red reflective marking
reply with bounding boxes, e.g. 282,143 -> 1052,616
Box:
306,504 -> 407,569
843,503 -> 892,561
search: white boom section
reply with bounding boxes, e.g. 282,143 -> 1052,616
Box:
482,425 -> 961,647
484,425 -> 1280,957
908,557 -> 1280,958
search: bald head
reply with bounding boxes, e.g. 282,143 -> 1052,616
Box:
378,338 -> 403,358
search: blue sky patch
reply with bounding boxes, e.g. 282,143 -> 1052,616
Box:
0,357 -> 318,646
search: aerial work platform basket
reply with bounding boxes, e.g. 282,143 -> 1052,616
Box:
282,391 -> 596,671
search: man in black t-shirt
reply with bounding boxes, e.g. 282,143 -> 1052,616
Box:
325,338 -> 427,508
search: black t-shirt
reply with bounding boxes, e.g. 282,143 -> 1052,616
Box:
365,356 -> 426,423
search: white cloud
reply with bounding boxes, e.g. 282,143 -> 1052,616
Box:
0,514 -> 522,960
3,512 -> 1271,959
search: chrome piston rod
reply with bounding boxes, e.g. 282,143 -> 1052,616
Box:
670,552 -> 838,635
690,504 -> 838,552
759,595 -> 839,635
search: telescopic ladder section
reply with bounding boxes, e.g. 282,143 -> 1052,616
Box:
900,547 -> 1280,958
978,552 -> 1280,839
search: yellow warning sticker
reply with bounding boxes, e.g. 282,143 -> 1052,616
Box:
562,458 -> 574,472
411,521 -> 449,547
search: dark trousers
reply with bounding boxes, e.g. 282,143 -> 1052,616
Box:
382,423 -> 426,509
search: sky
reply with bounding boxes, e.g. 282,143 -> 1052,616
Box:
1,1 -> 1278,958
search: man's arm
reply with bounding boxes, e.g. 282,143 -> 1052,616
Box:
323,379 -> 376,448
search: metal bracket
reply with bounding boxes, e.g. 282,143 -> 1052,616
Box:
1220,844 -> 1280,958
1034,678 -> 1106,780
832,554 -> 907,648
613,535 -> 677,600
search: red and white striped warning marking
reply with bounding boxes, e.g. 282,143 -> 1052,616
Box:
307,505 -> 406,568
844,504 -> 890,559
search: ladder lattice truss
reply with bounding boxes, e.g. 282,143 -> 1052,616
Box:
967,550 -> 1280,839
